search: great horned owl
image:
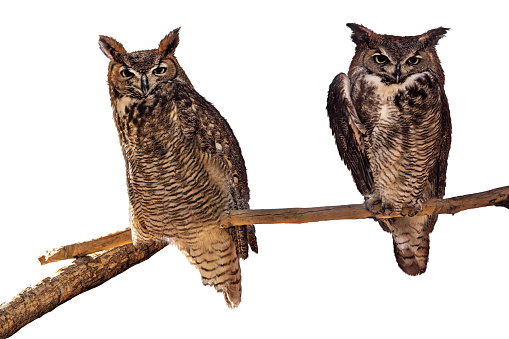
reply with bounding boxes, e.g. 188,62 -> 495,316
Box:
99,28 -> 257,307
327,24 -> 451,275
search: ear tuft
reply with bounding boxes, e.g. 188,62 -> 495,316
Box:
419,27 -> 449,46
159,27 -> 181,56
99,35 -> 126,61
346,23 -> 376,45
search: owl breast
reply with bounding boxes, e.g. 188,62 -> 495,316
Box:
114,89 -> 232,246
351,71 -> 443,211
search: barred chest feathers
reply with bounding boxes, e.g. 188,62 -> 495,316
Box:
114,93 -> 232,244
351,71 -> 442,212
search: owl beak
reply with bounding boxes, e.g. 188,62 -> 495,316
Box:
394,63 -> 402,83
141,74 -> 149,96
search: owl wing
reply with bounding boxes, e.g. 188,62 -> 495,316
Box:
434,87 -> 452,199
425,86 -> 452,231
327,73 -> 373,196
173,82 -> 257,259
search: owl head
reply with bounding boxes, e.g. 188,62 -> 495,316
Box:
99,28 -> 192,101
347,23 -> 448,84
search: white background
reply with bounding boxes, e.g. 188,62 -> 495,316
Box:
1,1 -> 508,338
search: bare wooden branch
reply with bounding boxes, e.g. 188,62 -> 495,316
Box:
39,186 -> 509,266
221,185 -> 509,227
1,242 -> 166,339
39,227 -> 132,265
1,185 -> 507,337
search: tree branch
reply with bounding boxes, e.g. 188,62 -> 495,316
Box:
221,185 -> 509,227
38,228 -> 132,265
1,242 -> 166,339
38,185 -> 509,266
1,185 -> 507,338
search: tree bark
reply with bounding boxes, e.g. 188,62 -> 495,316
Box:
0,242 -> 166,339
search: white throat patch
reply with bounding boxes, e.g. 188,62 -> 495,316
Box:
363,73 -> 425,99
115,96 -> 137,118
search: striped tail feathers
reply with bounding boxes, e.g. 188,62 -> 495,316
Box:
182,229 -> 242,308
393,231 -> 430,276
386,216 -> 431,276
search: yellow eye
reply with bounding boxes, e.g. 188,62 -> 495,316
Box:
373,55 -> 388,64
407,56 -> 421,65
120,68 -> 134,78
153,66 -> 167,76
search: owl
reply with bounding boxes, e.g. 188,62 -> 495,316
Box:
98,28 -> 257,307
327,24 -> 451,275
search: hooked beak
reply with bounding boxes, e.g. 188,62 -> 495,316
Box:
141,74 -> 149,96
394,63 -> 401,83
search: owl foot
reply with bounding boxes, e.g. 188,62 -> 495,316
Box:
405,200 -> 423,217
395,200 -> 424,217
365,194 -> 414,217
363,194 -> 393,216
363,195 -> 380,214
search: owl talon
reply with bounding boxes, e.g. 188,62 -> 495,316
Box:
364,195 -> 398,216
364,195 -> 382,214
407,201 -> 423,217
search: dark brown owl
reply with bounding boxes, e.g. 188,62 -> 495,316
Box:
99,28 -> 257,307
327,24 -> 451,275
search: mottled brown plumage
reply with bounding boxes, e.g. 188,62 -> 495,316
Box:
327,24 -> 451,275
99,28 -> 257,307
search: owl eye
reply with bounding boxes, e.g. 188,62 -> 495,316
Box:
373,54 -> 389,64
153,66 -> 167,76
120,68 -> 134,78
407,56 -> 421,65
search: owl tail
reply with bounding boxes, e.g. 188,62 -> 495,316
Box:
386,216 -> 431,276
183,229 -> 242,308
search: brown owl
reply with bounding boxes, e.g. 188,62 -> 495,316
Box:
327,24 -> 451,275
99,28 -> 257,307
